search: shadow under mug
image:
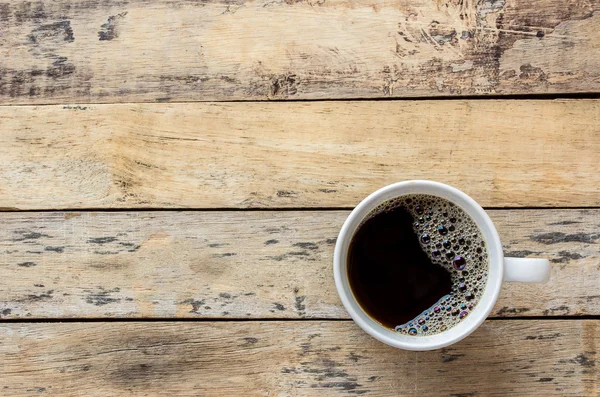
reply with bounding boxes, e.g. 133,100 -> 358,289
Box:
333,180 -> 550,351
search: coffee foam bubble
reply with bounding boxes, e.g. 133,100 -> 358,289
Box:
366,194 -> 489,336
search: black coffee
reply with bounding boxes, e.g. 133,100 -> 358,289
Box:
347,194 -> 488,336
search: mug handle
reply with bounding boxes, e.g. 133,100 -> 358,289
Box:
503,257 -> 550,282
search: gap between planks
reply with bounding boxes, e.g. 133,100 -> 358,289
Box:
1,317 -> 600,323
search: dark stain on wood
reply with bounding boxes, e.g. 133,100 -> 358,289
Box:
44,246 -> 64,253
219,293 -> 232,299
17,261 -> 37,267
85,287 -> 121,306
93,250 -> 120,255
525,333 -> 562,341
268,250 -> 316,262
325,238 -> 337,245
318,381 -> 363,392
283,359 -> 349,380
62,105 -> 88,110
504,250 -> 542,257
133,160 -> 159,169
269,74 -> 298,97
14,1 -> 47,22
0,4 -> 10,22
87,237 -> 118,244
293,242 -> 319,250
220,75 -> 238,83
46,56 -> 75,79
530,232 -> 600,245
295,296 -> 306,314
13,230 -> 50,242
549,220 -> 581,226
98,12 -> 127,41
276,190 -> 297,197
284,357 -> 369,394
449,393 -> 477,397
518,64 -> 547,85
299,342 -> 311,355
28,20 -> 74,43
264,239 -> 279,245
118,242 -> 140,252
319,189 -> 337,193
180,298 -> 205,313
26,387 -> 46,393
208,243 -> 228,248
496,307 -> 531,315
240,337 -> 258,347
538,377 -> 554,382
347,352 -> 365,362
542,305 -> 571,316
584,295 -> 600,303
1,308 -> 11,316
212,252 -> 236,257
273,303 -> 285,311
550,251 -> 583,263
24,290 -> 54,302
559,353 -> 596,368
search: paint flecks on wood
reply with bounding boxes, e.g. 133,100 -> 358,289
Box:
85,287 -> 122,306
98,12 -> 127,41
0,209 -> 596,319
0,1 -> 599,103
28,20 -> 74,44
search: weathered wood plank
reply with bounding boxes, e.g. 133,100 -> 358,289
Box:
1,100 -> 599,209
0,209 -> 597,319
0,0 -> 598,103
0,321 -> 597,396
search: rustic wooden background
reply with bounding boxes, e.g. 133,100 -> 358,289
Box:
1,0 -> 599,395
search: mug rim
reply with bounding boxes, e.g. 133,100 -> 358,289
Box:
333,180 -> 504,350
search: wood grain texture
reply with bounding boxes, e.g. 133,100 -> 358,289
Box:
0,0 -> 599,103
1,100 -> 599,209
0,209 -> 597,319
0,321 -> 598,396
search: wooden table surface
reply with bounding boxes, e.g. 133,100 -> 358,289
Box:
1,0 -> 599,395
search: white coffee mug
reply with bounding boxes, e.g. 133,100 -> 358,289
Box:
333,180 -> 550,351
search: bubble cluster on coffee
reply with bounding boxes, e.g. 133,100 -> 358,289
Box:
366,194 -> 489,336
